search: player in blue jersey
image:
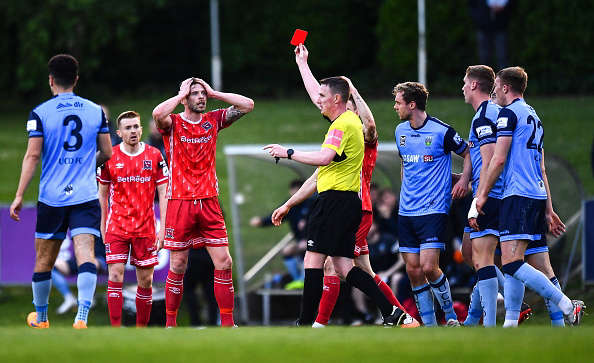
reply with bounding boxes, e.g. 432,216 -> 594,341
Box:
9,54 -> 112,329
460,65 -> 505,327
393,82 -> 471,327
473,66 -> 585,326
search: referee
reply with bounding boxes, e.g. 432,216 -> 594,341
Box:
264,77 -> 404,326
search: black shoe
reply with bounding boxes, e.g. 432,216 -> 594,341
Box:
383,306 -> 406,327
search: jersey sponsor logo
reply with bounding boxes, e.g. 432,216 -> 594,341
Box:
116,163 -> 124,169
180,135 -> 213,144
425,136 -> 432,146
201,121 -> 213,131
143,160 -> 152,170
26,119 -> 37,131
453,132 -> 463,145
423,155 -> 433,162
399,135 -> 406,146
402,154 -> 420,163
497,117 -> 508,129
476,125 -> 493,137
63,184 -> 74,195
116,175 -> 152,183
58,156 -> 82,165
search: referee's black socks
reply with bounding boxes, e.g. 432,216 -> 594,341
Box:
298,268 -> 324,326
346,266 -> 393,316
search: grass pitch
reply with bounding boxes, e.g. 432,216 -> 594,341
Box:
0,325 -> 592,363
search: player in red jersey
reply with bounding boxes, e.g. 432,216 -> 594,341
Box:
97,111 -> 168,327
152,77 -> 254,327
271,45 -> 419,327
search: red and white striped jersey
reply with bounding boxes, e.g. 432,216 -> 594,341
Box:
97,143 -> 168,237
159,110 -> 229,200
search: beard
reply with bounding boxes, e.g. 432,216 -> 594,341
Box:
188,100 -> 206,113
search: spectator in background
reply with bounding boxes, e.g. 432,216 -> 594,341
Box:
147,120 -> 166,158
250,179 -> 313,286
183,249 -> 219,326
469,0 -> 514,69
374,188 -> 399,236
100,104 -> 122,146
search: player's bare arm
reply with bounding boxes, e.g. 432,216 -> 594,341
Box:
96,133 -> 112,167
540,149 -> 566,237
452,148 -> 471,199
152,77 -> 194,131
476,136 -> 512,213
9,137 -> 43,221
98,182 -> 109,240
342,76 -> 377,143
468,142 -> 495,231
193,78 -> 254,127
295,44 -> 321,109
272,169 -> 318,226
156,183 -> 168,251
263,144 -> 336,166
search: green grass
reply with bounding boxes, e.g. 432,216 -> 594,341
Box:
0,326 -> 592,362
1,96 -> 593,284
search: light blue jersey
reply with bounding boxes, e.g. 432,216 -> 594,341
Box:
27,92 -> 109,206
396,116 -> 468,216
496,98 -> 547,200
468,100 -> 503,198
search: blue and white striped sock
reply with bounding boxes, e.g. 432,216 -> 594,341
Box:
430,274 -> 457,322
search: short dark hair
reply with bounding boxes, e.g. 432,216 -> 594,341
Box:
48,54 -> 79,88
466,65 -> 495,95
319,77 -> 349,104
497,67 -> 528,94
392,82 -> 429,111
116,110 -> 141,127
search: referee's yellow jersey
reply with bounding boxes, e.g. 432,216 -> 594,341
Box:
317,110 -> 364,193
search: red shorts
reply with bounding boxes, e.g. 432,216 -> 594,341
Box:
163,198 -> 229,250
354,211 -> 373,257
104,232 -> 158,267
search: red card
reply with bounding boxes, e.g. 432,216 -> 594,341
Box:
290,29 -> 308,46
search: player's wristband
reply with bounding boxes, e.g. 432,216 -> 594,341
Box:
468,198 -> 479,219
287,148 -> 294,160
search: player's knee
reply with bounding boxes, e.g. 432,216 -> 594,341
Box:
406,263 -> 422,278
323,260 -> 336,276
170,256 -> 188,274
108,265 -> 125,283
213,254 -> 232,270
137,274 -> 153,289
420,262 -> 438,276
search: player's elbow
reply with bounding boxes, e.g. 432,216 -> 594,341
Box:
319,154 -> 334,166
25,151 -> 41,163
240,98 -> 255,114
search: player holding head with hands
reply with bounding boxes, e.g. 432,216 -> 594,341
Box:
97,110 -> 169,327
152,77 -> 254,327
11,54 -> 112,329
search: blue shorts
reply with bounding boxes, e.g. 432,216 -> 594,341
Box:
469,197 -> 500,240
35,199 -> 101,240
525,235 -> 549,256
398,213 -> 447,254
499,196 -> 546,242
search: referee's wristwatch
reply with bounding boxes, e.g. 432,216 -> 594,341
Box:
287,148 -> 294,160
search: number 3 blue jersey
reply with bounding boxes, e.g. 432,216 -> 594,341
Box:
396,116 -> 468,216
27,92 -> 110,206
468,100 -> 503,198
496,98 -> 547,200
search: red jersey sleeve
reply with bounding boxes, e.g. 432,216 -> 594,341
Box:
212,109 -> 229,132
97,163 -> 111,184
154,150 -> 169,185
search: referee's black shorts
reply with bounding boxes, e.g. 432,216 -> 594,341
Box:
305,190 -> 362,258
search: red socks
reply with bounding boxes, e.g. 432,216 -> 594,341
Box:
214,269 -> 235,326
315,275 -> 341,325
136,286 -> 153,327
165,270 -> 184,327
373,274 -> 407,313
107,280 -> 123,327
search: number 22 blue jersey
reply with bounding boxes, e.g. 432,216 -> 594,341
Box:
496,98 -> 547,200
27,92 -> 110,206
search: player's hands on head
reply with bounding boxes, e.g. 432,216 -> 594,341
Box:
271,204 -> 290,226
263,144 -> 288,159
340,76 -> 355,94
294,44 -> 309,64
9,196 -> 22,221
194,78 -> 215,97
178,78 -> 193,98
546,209 -> 566,238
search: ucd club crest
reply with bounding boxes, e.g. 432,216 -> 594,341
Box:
425,136 -> 432,146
